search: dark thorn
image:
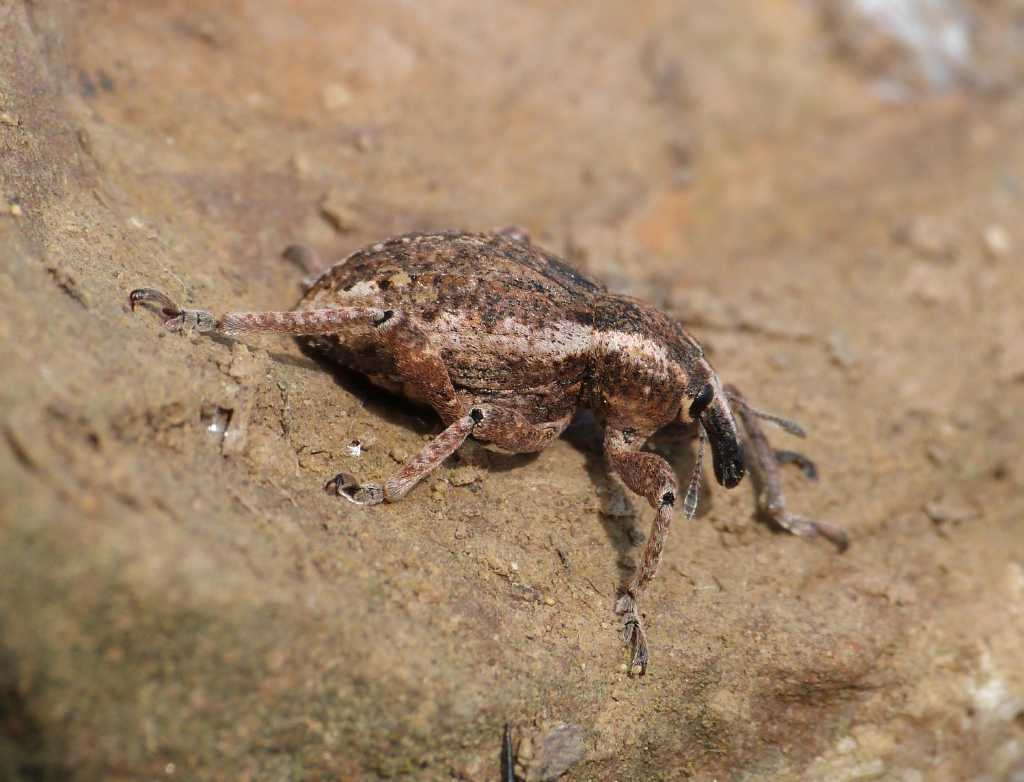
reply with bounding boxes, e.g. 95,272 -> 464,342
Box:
775,449 -> 819,481
469,408 -> 484,423
373,309 -> 394,326
660,490 -> 675,507
501,723 -> 515,782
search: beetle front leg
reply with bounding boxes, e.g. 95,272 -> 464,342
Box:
725,384 -> 848,552
604,427 -> 679,676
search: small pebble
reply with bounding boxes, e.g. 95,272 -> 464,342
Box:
321,83 -> 353,111
981,224 -> 1010,259
828,330 -> 857,368
290,153 -> 312,177
353,129 -> 375,153
894,216 -> 957,262
448,464 -> 483,486
925,500 -> 976,525
517,722 -> 586,782
320,188 -> 360,233
9,202 -> 22,217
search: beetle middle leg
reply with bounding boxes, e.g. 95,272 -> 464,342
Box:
328,406 -> 572,504
326,410 -> 480,504
603,427 -> 679,676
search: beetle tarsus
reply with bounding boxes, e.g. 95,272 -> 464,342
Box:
325,473 -> 385,505
774,449 -> 819,480
615,592 -> 649,676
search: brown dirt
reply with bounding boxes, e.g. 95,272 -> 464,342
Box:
2,1 -> 1023,780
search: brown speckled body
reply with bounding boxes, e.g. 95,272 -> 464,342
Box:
299,231 -> 711,438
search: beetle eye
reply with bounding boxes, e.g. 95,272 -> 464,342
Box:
689,383 -> 714,420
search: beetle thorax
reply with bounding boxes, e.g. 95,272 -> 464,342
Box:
589,317 -> 692,429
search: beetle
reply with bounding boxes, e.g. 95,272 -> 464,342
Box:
130,229 -> 847,674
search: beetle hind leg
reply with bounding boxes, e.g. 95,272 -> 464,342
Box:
129,287 -> 392,337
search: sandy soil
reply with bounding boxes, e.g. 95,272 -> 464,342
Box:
2,1 -> 1023,780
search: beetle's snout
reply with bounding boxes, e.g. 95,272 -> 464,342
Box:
702,402 -> 745,489
712,438 -> 745,488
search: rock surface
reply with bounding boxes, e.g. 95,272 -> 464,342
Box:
1,1 -> 1023,780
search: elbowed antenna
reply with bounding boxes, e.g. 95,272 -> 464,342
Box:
682,425 -> 706,519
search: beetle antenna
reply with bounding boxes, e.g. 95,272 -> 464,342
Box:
683,425 -> 705,519
725,392 -> 806,438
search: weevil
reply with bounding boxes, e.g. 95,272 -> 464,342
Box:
130,230 -> 847,674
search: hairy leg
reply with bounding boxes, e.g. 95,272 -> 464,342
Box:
129,287 -> 464,421
327,405 -> 570,505
724,384 -> 848,552
326,410 -> 480,504
603,427 -> 679,675
129,287 -> 390,336
129,287 -> 469,485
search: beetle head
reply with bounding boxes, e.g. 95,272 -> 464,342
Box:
679,365 -> 745,489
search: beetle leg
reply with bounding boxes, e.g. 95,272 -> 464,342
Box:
603,427 -> 678,676
325,410 -> 479,504
130,287 -> 465,419
725,384 -> 848,552
327,406 -> 571,505
773,449 -> 819,481
129,288 -> 391,337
